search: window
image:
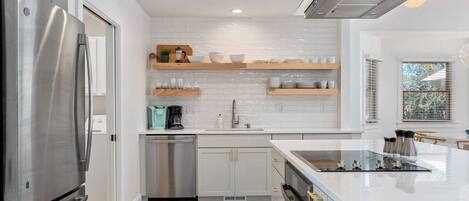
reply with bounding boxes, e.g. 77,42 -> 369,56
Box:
401,62 -> 451,121
365,58 -> 379,123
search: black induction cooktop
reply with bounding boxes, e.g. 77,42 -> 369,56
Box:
291,150 -> 431,172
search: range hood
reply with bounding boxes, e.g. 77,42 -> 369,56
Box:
303,0 -> 406,19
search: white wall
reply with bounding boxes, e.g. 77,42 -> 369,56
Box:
76,1 -> 151,201
342,0 -> 469,133
374,33 -> 469,138
149,17 -> 341,129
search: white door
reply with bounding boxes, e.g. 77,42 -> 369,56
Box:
235,148 -> 272,196
197,148 -> 236,196
83,7 -> 117,201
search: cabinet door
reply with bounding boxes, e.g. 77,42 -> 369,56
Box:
94,37 -> 107,95
86,37 -> 107,96
85,37 -> 98,95
197,148 -> 235,196
235,148 -> 271,196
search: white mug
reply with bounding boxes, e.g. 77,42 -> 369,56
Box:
320,81 -> 328,89
193,82 -> 199,89
310,56 -> 320,63
183,82 -> 192,89
177,78 -> 184,89
155,82 -> 162,89
328,56 -> 336,64
162,82 -> 169,89
170,78 -> 177,88
269,77 -> 281,88
320,56 -> 328,64
327,80 -> 336,89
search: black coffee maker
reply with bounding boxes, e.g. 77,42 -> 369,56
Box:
166,105 -> 184,130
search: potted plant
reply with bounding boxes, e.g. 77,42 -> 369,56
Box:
159,49 -> 171,63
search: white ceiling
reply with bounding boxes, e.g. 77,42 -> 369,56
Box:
136,0 -> 305,17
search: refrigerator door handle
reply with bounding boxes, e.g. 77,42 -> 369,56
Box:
78,33 -> 93,171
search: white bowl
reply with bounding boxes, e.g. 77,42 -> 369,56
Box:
209,52 -> 224,63
284,57 -> 304,63
188,56 -> 205,63
270,57 -> 282,63
230,54 -> 245,63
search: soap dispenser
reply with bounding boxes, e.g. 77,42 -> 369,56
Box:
216,114 -> 224,128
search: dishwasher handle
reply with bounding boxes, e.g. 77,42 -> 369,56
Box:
146,139 -> 194,144
145,135 -> 195,144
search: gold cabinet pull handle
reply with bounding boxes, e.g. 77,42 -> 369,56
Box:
307,191 -> 324,201
272,187 -> 281,192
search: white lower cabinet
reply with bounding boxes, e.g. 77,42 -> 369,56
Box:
197,148 -> 236,196
197,148 -> 272,197
236,148 -> 272,196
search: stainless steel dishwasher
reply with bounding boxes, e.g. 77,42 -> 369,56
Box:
145,135 -> 196,199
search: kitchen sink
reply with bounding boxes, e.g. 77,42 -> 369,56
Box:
204,128 -> 264,132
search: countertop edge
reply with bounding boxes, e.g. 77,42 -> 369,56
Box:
139,129 -> 364,135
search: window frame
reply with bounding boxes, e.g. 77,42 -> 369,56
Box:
364,57 -> 380,124
399,60 -> 453,122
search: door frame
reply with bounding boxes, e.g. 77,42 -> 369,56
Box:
80,2 -> 122,201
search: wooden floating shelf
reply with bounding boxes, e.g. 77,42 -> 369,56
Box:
153,63 -> 245,70
152,88 -> 201,96
267,88 -> 339,96
247,63 -> 338,70
153,63 -> 338,70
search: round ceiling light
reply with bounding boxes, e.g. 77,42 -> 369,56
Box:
404,0 -> 426,8
231,9 -> 243,14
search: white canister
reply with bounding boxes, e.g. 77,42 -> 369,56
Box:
327,80 -> 336,89
328,56 -> 336,64
269,77 -> 281,88
320,81 -> 328,89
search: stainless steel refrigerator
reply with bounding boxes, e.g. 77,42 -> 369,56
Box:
2,0 -> 93,201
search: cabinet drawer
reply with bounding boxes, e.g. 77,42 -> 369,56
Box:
303,133 -> 359,140
197,135 -> 271,148
271,149 -> 285,178
272,134 -> 302,140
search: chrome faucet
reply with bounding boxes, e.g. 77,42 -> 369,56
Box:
231,99 -> 240,128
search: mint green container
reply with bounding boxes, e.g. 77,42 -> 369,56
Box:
153,106 -> 167,130
147,106 -> 167,130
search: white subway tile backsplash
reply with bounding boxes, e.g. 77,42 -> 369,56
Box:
148,17 -> 340,129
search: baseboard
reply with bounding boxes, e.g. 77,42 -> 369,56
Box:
132,194 -> 142,201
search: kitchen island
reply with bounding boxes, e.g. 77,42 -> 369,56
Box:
270,140 -> 469,201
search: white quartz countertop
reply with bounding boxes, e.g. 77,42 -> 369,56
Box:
140,128 -> 362,135
270,140 -> 469,201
